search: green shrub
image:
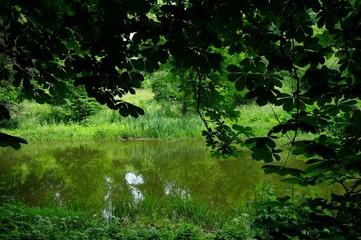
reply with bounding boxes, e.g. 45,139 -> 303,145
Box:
51,84 -> 101,122
174,223 -> 202,240
0,118 -> 20,129
214,215 -> 254,240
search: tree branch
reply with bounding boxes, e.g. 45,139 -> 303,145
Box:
194,66 -> 209,130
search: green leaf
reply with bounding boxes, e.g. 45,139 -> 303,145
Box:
50,80 -> 68,97
325,15 -> 335,30
232,124 -> 254,137
129,72 -> 144,88
0,132 -> 28,150
251,149 -> 274,163
277,196 -> 291,203
292,145 -> 306,155
246,137 -> 268,147
316,11 -> 326,28
256,95 -> 268,106
305,142 -> 336,159
304,161 -> 329,174
306,158 -> 323,164
282,178 -> 306,186
283,98 -> 294,112
0,105 -> 11,121
235,79 -> 246,91
232,124 -> 245,131
273,153 -> 281,161
119,102 -> 145,118
226,64 -> 241,72
227,73 -> 242,82
34,89 -> 52,104
262,165 -> 305,177
74,76 -> 99,87
266,139 -> 276,149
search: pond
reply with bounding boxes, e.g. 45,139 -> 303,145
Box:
0,140 -> 335,216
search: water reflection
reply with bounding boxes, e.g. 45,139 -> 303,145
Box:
0,140 -> 335,214
165,182 -> 189,199
103,177 -> 113,220
125,172 -> 144,185
125,172 -> 144,201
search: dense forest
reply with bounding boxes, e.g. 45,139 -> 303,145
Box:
1,0 -> 361,239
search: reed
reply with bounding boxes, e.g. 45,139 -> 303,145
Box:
4,100 -> 205,142
111,195 -> 233,229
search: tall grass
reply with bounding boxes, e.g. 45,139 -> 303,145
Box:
2,87 -> 315,144
111,195 -> 235,229
235,104 -> 289,136
3,99 -> 311,144
3,97 -> 205,142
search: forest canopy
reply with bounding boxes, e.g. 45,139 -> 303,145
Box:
1,0 -> 361,238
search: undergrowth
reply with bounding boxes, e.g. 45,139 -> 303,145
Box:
0,196 -> 256,240
0,181 -> 321,239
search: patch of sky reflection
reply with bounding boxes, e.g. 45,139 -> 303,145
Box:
165,182 -> 189,199
125,172 -> 144,201
102,177 -> 114,220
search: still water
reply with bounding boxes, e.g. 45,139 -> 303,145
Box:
0,140 -> 332,215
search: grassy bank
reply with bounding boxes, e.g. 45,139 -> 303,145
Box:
6,109 -> 204,142
2,92 -> 291,143
0,196 -> 256,240
3,92 -> 205,142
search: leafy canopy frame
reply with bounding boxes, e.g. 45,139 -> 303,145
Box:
1,0 -> 361,238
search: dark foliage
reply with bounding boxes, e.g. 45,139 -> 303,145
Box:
1,0 -> 361,238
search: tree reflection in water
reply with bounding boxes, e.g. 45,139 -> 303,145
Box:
0,140 -> 318,214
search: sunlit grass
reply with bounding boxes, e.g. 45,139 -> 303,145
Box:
5,94 -> 205,142
6,113 -> 204,142
4,100 -> 314,144
235,104 -> 287,135
235,103 -> 315,140
122,88 -> 155,106
3,89 -> 315,145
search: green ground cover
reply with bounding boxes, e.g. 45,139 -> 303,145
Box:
0,195 -> 257,240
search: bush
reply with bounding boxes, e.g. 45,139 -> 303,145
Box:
174,224 -> 202,240
51,84 -> 101,122
0,118 -> 20,129
149,70 -> 197,115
